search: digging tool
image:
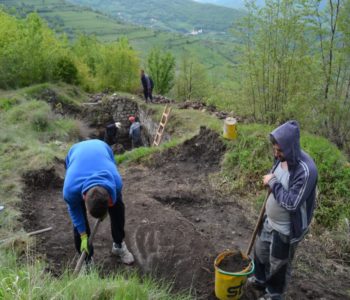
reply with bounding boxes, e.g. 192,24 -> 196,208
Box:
246,190 -> 270,256
73,219 -> 101,275
0,227 -> 52,244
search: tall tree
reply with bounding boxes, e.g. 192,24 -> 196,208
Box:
311,0 -> 350,148
237,0 -> 316,124
147,48 -> 176,95
175,54 -> 209,101
96,37 -> 140,92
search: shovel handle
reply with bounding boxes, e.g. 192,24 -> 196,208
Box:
246,190 -> 270,256
73,219 -> 101,275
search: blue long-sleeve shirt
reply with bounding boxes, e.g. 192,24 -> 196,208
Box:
63,139 -> 122,233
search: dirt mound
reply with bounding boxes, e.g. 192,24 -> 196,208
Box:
151,126 -> 226,170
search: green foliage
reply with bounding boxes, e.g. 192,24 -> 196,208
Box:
147,48 -> 176,95
222,124 -> 273,191
96,38 -> 140,92
174,53 -> 210,101
0,98 -> 18,111
53,56 -> 79,84
300,134 -> 350,228
0,251 -> 190,300
0,11 -> 66,88
235,0 -> 316,124
116,140 -> 180,165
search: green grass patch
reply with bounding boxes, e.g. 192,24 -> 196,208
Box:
0,92 -> 81,236
0,251 -> 191,300
116,139 -> 180,165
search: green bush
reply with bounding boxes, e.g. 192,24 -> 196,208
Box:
0,98 -> 18,111
53,56 -> 79,84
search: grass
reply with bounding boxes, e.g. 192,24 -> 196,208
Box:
0,252 -> 191,300
116,139 -> 180,165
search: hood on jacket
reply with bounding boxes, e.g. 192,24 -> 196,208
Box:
270,120 -> 302,166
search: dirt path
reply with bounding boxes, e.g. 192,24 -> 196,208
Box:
21,128 -> 350,299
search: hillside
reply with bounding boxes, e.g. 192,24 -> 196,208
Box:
1,84 -> 350,299
66,0 -> 242,33
1,0 -> 239,80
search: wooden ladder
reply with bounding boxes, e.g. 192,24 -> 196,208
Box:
153,104 -> 172,147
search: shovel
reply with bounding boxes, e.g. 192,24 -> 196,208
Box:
246,190 -> 270,256
73,218 -> 101,275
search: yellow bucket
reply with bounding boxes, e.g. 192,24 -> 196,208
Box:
214,250 -> 254,300
223,117 -> 237,140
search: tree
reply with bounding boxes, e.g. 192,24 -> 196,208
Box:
237,0 -> 316,124
175,53 -> 209,101
311,0 -> 350,149
96,37 -> 140,92
147,48 -> 176,95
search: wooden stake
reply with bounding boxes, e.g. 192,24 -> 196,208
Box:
246,191 -> 270,256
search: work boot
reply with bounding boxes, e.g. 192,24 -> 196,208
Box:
111,241 -> 134,264
246,276 -> 266,291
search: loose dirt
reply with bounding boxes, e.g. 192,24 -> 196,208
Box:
21,127 -> 350,300
217,252 -> 251,273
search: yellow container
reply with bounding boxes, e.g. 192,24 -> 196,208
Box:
214,250 -> 254,300
223,117 -> 237,140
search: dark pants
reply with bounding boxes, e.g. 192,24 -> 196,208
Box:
73,192 -> 125,260
104,133 -> 116,146
143,89 -> 153,102
132,137 -> 143,149
253,220 -> 298,300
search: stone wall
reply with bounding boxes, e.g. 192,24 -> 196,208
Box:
81,94 -> 170,147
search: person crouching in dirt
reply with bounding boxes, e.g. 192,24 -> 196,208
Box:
248,120 -> 318,300
128,116 -> 143,148
140,69 -> 154,103
63,139 -> 134,266
104,122 -> 121,146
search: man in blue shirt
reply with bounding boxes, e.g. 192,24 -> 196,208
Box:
63,139 -> 134,265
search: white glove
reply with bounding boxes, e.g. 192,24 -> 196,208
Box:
115,122 -> 121,129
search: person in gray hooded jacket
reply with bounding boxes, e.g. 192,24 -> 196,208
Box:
249,120 -> 318,300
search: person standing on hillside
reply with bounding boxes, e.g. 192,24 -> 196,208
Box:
140,69 -> 154,103
63,139 -> 134,267
104,121 -> 121,146
248,120 -> 318,300
128,116 -> 143,148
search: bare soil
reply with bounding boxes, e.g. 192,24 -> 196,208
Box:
21,127 -> 350,300
218,252 -> 251,273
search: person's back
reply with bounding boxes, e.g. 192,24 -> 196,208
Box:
63,139 -> 122,207
140,69 -> 153,102
128,116 -> 142,148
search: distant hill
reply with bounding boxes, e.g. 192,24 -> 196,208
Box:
66,0 -> 242,33
1,0 -> 240,80
193,0 -> 265,9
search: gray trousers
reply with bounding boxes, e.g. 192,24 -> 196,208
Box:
253,219 -> 298,300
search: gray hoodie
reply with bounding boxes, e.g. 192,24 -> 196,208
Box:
267,120 -> 318,243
